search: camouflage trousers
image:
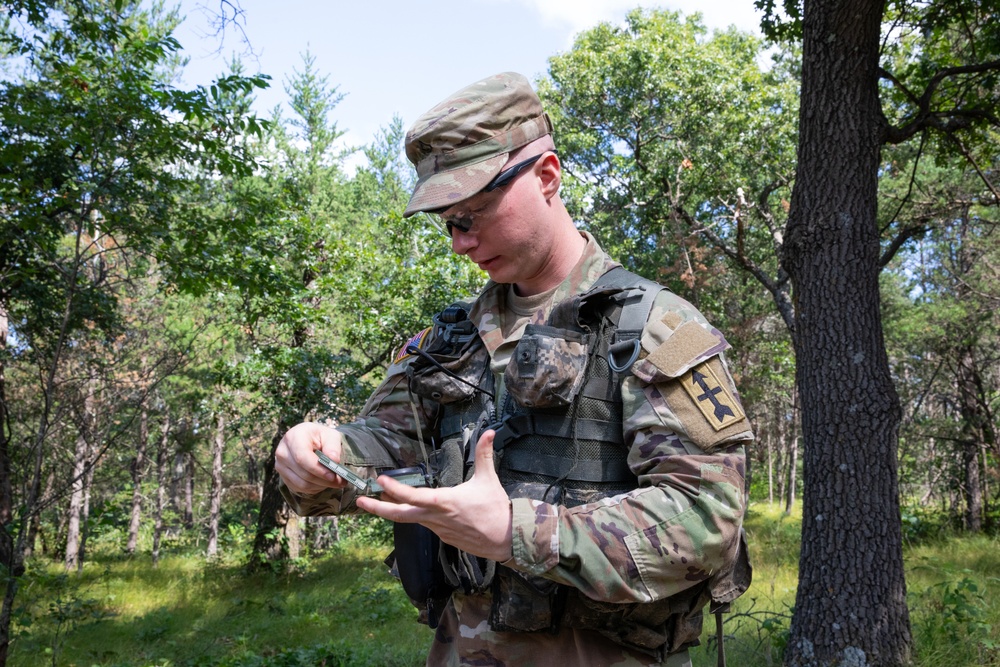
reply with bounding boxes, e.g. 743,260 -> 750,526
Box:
426,591 -> 693,666
665,649 -> 692,667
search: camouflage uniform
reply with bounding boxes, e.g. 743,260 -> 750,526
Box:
282,232 -> 752,667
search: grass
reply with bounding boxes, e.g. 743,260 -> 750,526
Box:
9,504 -> 1000,667
11,539 -> 433,667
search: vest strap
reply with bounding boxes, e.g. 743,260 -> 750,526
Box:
590,266 -> 663,371
493,414 -> 624,450
500,447 -> 633,483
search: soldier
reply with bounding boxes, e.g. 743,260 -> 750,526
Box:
275,72 -> 752,667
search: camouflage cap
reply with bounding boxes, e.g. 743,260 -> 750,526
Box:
403,72 -> 553,218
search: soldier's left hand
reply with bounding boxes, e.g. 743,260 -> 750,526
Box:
356,430 -> 513,563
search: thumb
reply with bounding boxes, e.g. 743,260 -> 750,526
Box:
472,429 -> 498,481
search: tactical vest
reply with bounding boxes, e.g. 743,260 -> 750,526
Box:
403,267 -> 750,660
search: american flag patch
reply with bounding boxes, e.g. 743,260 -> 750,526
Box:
393,327 -> 431,364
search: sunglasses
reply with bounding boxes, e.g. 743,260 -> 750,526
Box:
429,151 -> 553,236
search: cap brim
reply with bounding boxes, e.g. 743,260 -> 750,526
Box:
403,153 -> 508,218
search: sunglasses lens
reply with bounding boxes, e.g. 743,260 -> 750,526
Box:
446,218 -> 472,236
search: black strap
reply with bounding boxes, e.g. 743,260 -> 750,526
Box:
589,267 -> 663,372
711,602 -> 731,667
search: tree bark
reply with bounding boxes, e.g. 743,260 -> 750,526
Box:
78,436 -> 95,572
784,382 -> 799,515
767,429 -> 774,505
207,411 -> 225,558
64,432 -> 87,571
0,303 -> 12,577
183,452 -> 194,530
0,303 -> 16,667
127,404 -> 149,555
248,422 -> 298,571
782,0 -> 912,663
65,372 -> 96,572
152,409 -> 170,567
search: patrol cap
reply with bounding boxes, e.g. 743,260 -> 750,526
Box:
403,71 -> 553,218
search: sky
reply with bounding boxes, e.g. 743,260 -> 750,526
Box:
171,0 -> 764,161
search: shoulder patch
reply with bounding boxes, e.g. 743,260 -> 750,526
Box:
394,327 -> 431,365
679,362 -> 746,430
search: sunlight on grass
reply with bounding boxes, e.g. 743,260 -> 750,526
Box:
10,505 -> 1000,667
12,543 -> 432,667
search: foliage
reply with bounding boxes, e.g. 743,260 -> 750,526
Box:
7,504 -> 1000,667
908,545 -> 1000,667
539,9 -> 799,305
335,515 -> 393,549
538,5 -> 801,516
9,541 -> 431,667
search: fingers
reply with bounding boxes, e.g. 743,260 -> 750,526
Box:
361,474 -> 437,513
275,422 -> 345,495
472,429 -> 497,481
356,491 -> 422,524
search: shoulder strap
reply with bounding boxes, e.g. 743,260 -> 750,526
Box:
590,266 -> 663,372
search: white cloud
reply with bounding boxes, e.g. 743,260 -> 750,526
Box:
497,0 -> 762,39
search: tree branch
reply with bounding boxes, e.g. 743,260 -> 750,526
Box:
879,223 -> 928,267
673,204 -> 796,334
882,59 -> 1000,144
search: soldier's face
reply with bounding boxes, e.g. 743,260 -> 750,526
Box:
445,155 -> 562,296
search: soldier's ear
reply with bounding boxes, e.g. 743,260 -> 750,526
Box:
537,151 -> 561,200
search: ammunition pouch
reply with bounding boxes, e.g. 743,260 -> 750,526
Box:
392,303 -> 495,626
561,580 -> 710,659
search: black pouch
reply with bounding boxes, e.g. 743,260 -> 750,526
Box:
504,324 -> 592,408
407,314 -> 488,404
489,566 -> 563,632
389,522 -> 453,628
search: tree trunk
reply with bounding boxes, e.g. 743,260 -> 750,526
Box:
127,404 -> 149,555
777,422 -> 788,508
248,422 -> 297,572
183,452 -> 194,530
956,344 -> 987,533
0,303 -> 17,667
784,383 -> 799,515
170,451 -> 185,518
152,410 -> 171,567
784,434 -> 798,515
63,433 -> 87,572
981,442 -> 992,531
311,516 -> 339,551
65,374 -> 96,572
962,440 -> 982,532
767,429 -> 774,505
78,441 -> 95,572
782,0 -> 912,664
207,411 -> 225,558
0,304 -> 12,577
24,471 -> 53,561
64,432 -> 87,571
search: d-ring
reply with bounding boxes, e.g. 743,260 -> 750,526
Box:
608,339 -> 641,373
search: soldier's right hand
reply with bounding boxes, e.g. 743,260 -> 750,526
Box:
275,422 -> 349,495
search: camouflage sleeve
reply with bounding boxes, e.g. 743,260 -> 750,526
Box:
279,331 -> 442,517
507,290 -> 753,604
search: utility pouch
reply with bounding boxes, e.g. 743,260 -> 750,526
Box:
439,542 -> 495,594
504,324 -> 592,408
489,566 -> 562,632
388,522 -> 453,628
407,314 -> 487,404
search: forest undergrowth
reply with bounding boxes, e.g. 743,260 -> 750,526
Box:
8,502 -> 999,667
